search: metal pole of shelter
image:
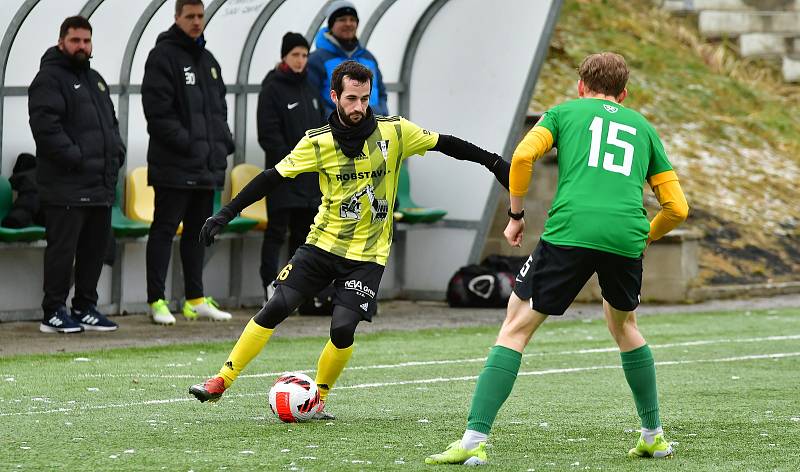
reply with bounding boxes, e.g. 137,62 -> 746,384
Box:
0,0 -> 40,174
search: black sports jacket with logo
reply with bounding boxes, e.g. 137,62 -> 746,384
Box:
142,24 -> 234,189
256,65 -> 325,210
28,46 -> 124,206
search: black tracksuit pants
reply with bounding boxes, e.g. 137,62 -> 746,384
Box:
260,207 -> 316,294
146,187 -> 213,304
41,205 -> 111,314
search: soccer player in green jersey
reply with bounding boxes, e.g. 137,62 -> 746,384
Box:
426,52 -> 689,465
188,61 -> 510,418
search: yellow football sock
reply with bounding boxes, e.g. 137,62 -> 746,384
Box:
218,318 -> 273,388
315,340 -> 354,402
187,297 -> 205,306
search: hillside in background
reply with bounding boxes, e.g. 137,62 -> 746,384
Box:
531,0 -> 800,285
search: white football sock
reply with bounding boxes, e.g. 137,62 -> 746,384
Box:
461,429 -> 488,450
642,426 -> 663,444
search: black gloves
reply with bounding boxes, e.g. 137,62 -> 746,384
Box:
489,156 -> 510,190
199,207 -> 234,246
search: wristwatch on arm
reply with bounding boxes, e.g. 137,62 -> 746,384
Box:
507,208 -> 524,220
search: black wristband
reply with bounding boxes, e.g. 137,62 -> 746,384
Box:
507,208 -> 524,220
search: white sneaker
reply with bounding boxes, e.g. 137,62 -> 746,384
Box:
183,297 -> 232,321
150,299 -> 176,325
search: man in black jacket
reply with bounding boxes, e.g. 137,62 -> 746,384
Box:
28,16 -> 123,334
142,0 -> 233,325
256,32 -> 325,301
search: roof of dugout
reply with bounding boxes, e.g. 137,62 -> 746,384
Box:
0,0 -> 560,267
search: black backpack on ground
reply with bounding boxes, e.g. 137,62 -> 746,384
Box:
2,153 -> 44,228
446,255 -> 528,308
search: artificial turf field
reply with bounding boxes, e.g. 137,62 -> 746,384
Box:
1,307 -> 798,471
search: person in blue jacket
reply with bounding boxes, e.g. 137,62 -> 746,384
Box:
308,0 -> 388,116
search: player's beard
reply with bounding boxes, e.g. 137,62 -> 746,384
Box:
336,103 -> 364,127
67,50 -> 91,69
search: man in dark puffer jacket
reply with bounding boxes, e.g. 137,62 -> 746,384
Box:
28,16 -> 123,334
256,32 -> 325,301
142,0 -> 233,325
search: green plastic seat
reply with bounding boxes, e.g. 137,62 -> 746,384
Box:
112,184 -> 150,238
213,190 -> 258,234
394,162 -> 447,223
0,176 -> 46,242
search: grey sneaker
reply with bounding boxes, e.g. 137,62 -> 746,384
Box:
310,401 -> 335,420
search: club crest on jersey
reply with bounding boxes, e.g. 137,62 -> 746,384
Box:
97,81 -> 106,92
376,140 -> 390,160
211,66 -> 218,80
603,104 -> 618,113
340,184 -> 388,222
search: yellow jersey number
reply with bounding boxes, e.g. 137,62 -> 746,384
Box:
277,263 -> 293,281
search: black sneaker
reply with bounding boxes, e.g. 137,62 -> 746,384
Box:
40,307 -> 83,334
71,306 -> 118,332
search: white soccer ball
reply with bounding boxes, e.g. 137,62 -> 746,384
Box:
268,372 -> 321,423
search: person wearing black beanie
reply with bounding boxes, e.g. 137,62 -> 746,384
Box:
327,3 -> 358,31
255,32 -> 325,303
280,32 -> 309,60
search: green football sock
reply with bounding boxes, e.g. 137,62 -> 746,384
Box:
466,345 -> 522,434
620,344 -> 661,429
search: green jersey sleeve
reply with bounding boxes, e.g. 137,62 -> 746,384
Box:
645,124 -> 673,178
274,135 -> 318,178
400,117 -> 439,159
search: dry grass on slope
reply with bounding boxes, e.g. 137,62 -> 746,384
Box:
531,0 -> 800,285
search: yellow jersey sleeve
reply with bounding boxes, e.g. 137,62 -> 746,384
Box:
274,135 -> 319,178
509,125 -> 554,197
400,117 -> 439,159
648,171 -> 689,241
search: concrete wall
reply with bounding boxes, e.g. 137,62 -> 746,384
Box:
699,11 -> 800,37
658,1 -> 800,81
661,0 -> 800,12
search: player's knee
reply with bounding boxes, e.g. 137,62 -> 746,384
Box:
606,315 -> 638,341
329,322 -> 356,348
329,306 -> 360,349
253,285 -> 304,329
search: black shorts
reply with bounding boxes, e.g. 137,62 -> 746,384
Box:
275,244 -> 384,321
512,239 -> 642,316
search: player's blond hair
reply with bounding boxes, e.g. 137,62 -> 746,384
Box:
578,52 -> 629,97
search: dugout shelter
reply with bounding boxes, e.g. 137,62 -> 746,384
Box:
0,0 -> 561,320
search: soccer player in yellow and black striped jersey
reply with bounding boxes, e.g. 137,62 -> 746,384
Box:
189,61 -> 510,417
427,53 -> 689,465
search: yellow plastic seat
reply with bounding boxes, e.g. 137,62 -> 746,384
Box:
126,166 -> 182,234
230,163 -> 268,230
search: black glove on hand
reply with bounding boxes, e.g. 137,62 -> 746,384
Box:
199,208 -> 234,246
489,156 -> 510,190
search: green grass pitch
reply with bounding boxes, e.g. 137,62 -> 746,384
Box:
2,308 -> 799,470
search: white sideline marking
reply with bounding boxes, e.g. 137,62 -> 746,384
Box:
2,351 -> 799,418
337,351 -> 800,390
72,333 -> 800,381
